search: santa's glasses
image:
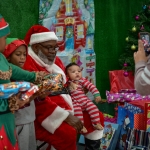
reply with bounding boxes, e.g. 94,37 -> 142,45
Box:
39,43 -> 59,52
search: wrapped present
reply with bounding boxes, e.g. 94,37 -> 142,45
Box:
39,73 -> 69,95
100,122 -> 121,150
109,70 -> 134,94
119,89 -> 136,93
145,102 -> 150,132
0,82 -> 31,99
126,128 -> 150,149
104,113 -> 117,123
124,102 -> 143,114
117,106 -> 134,150
106,90 -> 150,103
106,91 -> 142,103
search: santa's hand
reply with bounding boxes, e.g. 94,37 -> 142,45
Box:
65,113 -> 83,133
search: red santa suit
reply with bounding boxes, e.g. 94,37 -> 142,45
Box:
23,25 -> 104,150
23,47 -> 104,150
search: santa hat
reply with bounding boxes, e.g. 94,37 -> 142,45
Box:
3,39 -> 27,58
0,14 -> 10,38
24,25 -> 58,45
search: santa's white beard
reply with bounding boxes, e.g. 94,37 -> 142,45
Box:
37,49 -> 54,65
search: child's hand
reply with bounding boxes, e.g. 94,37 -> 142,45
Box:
95,96 -> 102,104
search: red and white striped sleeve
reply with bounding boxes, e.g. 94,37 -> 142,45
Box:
80,78 -> 100,98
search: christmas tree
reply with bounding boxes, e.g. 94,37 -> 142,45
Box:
119,1 -> 150,76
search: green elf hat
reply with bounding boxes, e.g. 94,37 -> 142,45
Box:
0,14 -> 10,38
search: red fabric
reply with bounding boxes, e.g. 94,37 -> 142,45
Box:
3,39 -> 27,58
109,70 -> 134,93
83,111 -> 104,135
34,97 -> 58,124
35,122 -> 77,150
0,17 -> 7,28
23,54 -> 104,148
24,25 -> 49,45
0,126 -> 19,150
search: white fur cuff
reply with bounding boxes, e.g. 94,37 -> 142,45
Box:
85,130 -> 103,140
41,106 -> 69,134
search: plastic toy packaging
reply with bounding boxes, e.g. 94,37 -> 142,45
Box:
21,85 -> 39,100
0,82 -> 39,100
39,73 -> 69,95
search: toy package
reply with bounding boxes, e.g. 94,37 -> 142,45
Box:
0,82 -> 31,99
21,85 -> 39,100
0,81 -> 39,100
39,73 -> 69,95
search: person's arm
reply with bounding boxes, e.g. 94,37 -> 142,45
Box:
9,63 -> 36,82
80,78 -> 100,98
0,99 -> 10,114
134,40 -> 150,95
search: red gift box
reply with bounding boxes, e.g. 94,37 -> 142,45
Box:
109,70 -> 134,94
144,102 -> 150,131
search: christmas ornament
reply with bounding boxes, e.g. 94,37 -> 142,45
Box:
123,71 -> 129,77
132,26 -> 137,32
131,44 -> 136,50
84,21 -> 88,29
125,37 -> 129,42
56,11 -> 61,18
140,25 -> 144,30
135,15 -> 139,20
143,5 -> 147,10
123,63 -> 128,67
78,9 -> 82,15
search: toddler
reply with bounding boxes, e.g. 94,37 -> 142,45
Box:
66,62 -> 103,132
3,39 -> 37,150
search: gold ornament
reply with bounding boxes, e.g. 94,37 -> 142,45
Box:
56,11 -> 61,18
132,26 -> 137,32
125,37 -> 129,42
84,21 -> 88,29
131,44 -> 136,50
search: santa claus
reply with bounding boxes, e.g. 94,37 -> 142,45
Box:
23,25 -> 104,150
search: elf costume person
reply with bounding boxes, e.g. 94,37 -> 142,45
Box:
0,14 -> 45,150
23,25 -> 104,150
3,39 -> 37,150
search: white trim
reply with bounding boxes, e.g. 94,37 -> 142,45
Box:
141,72 -> 150,85
28,47 -> 66,83
28,47 -> 74,112
84,129 -> 103,140
0,23 -> 9,30
30,32 -> 58,45
41,106 -> 69,134
51,146 -> 56,150
144,67 -> 150,77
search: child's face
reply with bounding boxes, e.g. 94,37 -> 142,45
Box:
67,65 -> 82,81
0,36 -> 7,53
8,45 -> 27,68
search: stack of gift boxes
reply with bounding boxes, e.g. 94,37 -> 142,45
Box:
101,70 -> 150,150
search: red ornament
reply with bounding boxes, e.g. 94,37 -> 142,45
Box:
123,63 -> 128,67
123,71 -> 129,77
135,15 -> 139,20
